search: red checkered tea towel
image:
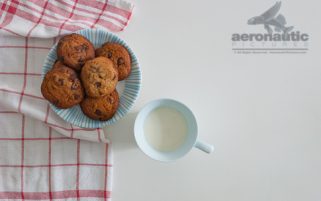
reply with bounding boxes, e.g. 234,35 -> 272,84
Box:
0,0 -> 134,200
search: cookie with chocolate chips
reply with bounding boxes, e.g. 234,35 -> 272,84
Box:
80,57 -> 118,98
95,42 -> 131,81
57,33 -> 95,71
80,90 -> 119,121
41,66 -> 84,109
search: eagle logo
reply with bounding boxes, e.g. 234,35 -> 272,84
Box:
247,2 -> 294,34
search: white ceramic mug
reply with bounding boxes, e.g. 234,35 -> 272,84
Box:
134,99 -> 214,162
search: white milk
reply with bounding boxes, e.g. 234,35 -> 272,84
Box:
144,107 -> 188,152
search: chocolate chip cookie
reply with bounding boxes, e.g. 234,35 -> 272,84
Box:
80,57 -> 118,98
95,43 -> 131,81
80,90 -> 119,121
57,33 -> 95,71
41,66 -> 84,109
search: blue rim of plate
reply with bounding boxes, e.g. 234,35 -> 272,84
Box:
42,29 -> 142,128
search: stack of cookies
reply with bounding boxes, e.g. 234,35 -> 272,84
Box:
41,33 -> 131,121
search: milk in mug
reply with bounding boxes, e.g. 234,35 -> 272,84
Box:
144,107 -> 188,152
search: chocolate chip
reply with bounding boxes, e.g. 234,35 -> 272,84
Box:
58,78 -> 64,86
74,94 -> 80,100
71,82 -> 78,90
95,82 -> 101,88
81,44 -> 88,50
107,51 -> 112,58
108,96 -> 114,104
75,45 -> 87,52
78,58 -> 85,65
95,109 -> 102,116
117,57 -> 125,66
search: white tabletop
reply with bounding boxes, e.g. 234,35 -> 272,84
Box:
104,0 -> 321,200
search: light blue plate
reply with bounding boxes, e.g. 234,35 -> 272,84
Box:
42,29 -> 141,128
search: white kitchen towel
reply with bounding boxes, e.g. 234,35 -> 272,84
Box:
0,0 -> 134,200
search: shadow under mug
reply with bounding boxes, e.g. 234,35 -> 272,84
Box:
134,99 -> 214,162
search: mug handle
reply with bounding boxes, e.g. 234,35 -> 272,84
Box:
195,140 -> 214,154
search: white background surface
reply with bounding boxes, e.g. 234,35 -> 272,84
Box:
104,0 -> 321,200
